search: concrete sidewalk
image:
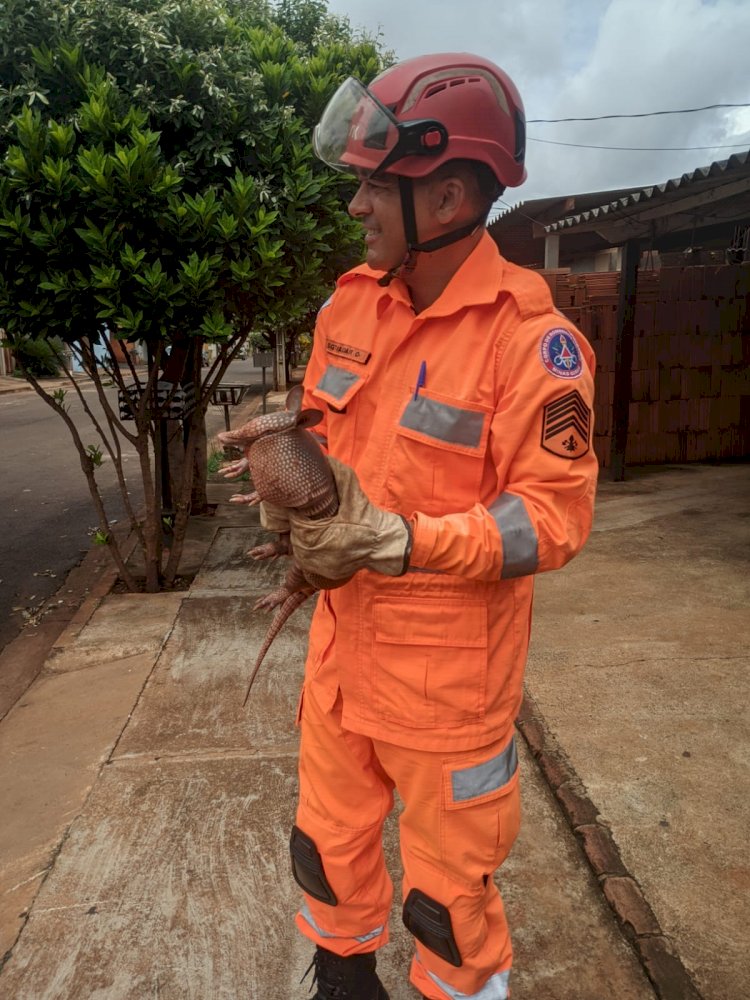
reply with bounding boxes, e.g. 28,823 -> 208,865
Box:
0,462 -> 746,998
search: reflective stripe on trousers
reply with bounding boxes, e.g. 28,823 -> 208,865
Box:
422,964 -> 511,999
299,901 -> 384,946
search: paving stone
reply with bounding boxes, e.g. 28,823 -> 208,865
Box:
637,936 -> 704,1000
555,781 -> 600,828
114,594 -> 312,759
0,654 -> 158,958
602,877 -> 661,938
536,750 -> 572,790
47,592 -> 184,672
577,824 -> 629,878
517,717 -> 546,756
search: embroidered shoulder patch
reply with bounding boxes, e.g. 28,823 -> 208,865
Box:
540,328 -> 583,379
541,390 -> 591,459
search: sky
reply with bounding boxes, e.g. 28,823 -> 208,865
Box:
324,0 -> 750,214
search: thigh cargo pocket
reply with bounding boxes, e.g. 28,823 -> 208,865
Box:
372,597 -> 487,728
442,735 -> 521,869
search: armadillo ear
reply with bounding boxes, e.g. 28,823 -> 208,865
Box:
296,409 -> 324,430
285,385 -> 304,414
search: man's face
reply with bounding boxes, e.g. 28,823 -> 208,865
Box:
347,174 -> 408,272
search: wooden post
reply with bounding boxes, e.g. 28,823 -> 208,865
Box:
610,238 -> 640,481
544,233 -> 560,270
275,336 -> 287,391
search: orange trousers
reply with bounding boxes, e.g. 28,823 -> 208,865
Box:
294,683 -> 521,999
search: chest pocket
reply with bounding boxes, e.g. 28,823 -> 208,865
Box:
386,389 -> 492,517
311,364 -> 368,466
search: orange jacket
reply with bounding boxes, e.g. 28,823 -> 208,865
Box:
301,232 -> 598,751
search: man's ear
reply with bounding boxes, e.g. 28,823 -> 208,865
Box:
433,176 -> 468,224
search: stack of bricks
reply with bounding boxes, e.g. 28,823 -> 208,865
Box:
545,264 -> 750,468
628,265 -> 750,464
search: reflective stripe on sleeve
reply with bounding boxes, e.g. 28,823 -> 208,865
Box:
310,431 -> 328,448
299,902 -> 384,945
316,365 -> 360,401
488,492 -> 539,579
451,737 -> 518,803
400,396 -> 485,449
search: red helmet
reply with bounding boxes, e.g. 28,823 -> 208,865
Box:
314,53 -> 527,189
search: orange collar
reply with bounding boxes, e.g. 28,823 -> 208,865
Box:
339,232 -> 505,318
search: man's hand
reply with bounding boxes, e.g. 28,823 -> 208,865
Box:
288,458 -> 411,580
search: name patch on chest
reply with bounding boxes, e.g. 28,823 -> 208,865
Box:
326,339 -> 371,364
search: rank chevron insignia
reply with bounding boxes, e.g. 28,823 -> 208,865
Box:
541,390 -> 591,459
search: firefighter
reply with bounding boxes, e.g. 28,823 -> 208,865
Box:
283,53 -> 598,1000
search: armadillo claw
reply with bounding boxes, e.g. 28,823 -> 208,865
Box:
229,490 -> 260,505
253,588 -> 291,612
247,542 -> 283,561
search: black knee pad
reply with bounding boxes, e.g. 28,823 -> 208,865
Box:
289,825 -> 338,906
402,888 -> 462,967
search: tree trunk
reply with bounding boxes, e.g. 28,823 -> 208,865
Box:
191,416 -> 209,514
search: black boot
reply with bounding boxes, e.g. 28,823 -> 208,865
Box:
305,945 -> 389,999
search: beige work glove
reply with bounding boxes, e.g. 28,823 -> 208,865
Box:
287,457 -> 412,580
260,500 -> 290,534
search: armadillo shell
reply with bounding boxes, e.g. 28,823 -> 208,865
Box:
249,429 -> 338,518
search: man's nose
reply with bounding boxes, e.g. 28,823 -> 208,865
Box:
348,182 -> 371,217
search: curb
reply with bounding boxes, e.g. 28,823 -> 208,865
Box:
516,692 -> 705,1000
0,375 -> 93,396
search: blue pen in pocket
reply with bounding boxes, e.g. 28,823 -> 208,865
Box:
414,360 -> 427,401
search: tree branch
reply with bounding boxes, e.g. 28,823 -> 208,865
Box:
17,363 -> 138,591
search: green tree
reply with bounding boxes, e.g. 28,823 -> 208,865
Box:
0,0 -> 385,592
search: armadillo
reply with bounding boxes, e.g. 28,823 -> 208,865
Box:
217,385 -> 348,704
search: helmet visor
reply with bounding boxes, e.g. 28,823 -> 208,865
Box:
313,77 -> 400,176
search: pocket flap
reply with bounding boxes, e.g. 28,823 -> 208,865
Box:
447,736 -> 519,806
373,597 -> 487,648
397,390 -> 491,456
312,364 -> 367,410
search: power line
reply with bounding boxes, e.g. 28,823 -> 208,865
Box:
528,103 -> 750,123
528,136 -> 750,152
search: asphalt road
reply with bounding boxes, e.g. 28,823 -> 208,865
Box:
0,363 -> 264,654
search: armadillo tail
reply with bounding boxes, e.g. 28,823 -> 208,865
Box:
243,590 -> 311,707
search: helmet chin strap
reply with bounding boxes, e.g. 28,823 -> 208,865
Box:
377,175 -> 485,287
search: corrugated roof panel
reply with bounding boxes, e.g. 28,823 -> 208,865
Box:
546,150 -> 750,232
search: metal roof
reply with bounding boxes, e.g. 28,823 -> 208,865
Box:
545,150 -> 750,238
489,187 -> 637,229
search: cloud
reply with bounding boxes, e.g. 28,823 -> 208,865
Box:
325,0 -> 750,203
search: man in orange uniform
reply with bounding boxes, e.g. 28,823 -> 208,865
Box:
282,53 -> 598,1000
